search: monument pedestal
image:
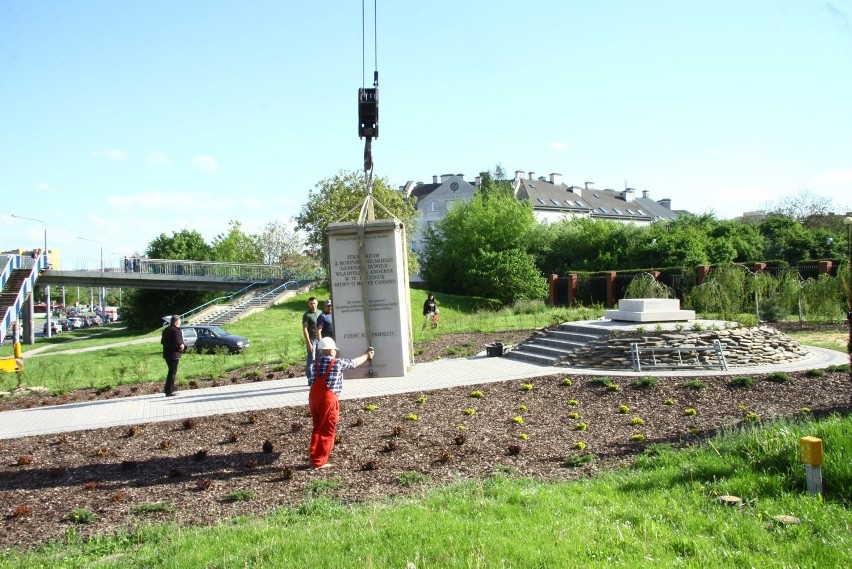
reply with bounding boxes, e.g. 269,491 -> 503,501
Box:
604,298 -> 695,323
326,219 -> 412,378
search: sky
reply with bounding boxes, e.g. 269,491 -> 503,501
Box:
2,1 -> 851,269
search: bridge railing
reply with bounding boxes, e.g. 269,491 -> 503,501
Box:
69,258 -> 303,282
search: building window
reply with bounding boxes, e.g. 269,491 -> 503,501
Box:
427,201 -> 438,212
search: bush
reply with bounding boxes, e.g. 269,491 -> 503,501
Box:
766,371 -> 790,383
729,376 -> 754,388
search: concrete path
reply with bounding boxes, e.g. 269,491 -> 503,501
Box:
0,346 -> 846,440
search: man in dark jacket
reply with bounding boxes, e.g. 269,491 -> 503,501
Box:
161,315 -> 185,396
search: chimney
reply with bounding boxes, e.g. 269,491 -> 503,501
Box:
528,171 -> 535,180
514,170 -> 524,182
402,181 -> 416,196
584,181 -> 594,190
432,175 -> 438,184
474,176 -> 481,187
642,189 -> 649,199
549,173 -> 563,185
440,173 -> 453,183
658,198 -> 672,210
621,188 -> 635,202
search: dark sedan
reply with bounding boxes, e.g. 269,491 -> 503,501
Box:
181,325 -> 249,354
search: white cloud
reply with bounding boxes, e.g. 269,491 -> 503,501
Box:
147,150 -> 171,167
550,142 -> 567,151
241,197 -> 263,209
36,182 -> 51,192
813,170 -> 852,185
92,149 -> 127,160
191,155 -> 220,173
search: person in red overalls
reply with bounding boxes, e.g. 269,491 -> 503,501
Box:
309,337 -> 374,469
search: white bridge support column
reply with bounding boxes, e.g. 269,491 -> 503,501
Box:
326,219 -> 412,378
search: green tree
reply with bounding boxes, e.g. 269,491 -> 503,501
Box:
148,229 -> 212,261
421,189 -> 546,304
294,170 -> 420,272
211,220 -> 263,263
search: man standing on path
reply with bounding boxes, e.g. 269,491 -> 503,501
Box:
160,315 -> 185,396
302,296 -> 320,381
308,337 -> 374,469
317,299 -> 334,339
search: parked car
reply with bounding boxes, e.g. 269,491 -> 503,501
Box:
181,325 -> 249,354
43,321 -> 62,335
179,327 -> 197,350
67,317 -> 84,329
58,319 -> 73,331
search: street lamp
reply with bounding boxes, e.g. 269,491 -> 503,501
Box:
78,236 -> 105,314
11,214 -> 52,338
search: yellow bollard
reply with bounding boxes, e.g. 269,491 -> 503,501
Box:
799,436 -> 824,495
13,342 -> 22,358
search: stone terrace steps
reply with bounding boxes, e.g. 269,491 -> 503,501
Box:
504,323 -> 611,366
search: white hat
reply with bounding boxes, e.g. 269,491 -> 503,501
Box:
317,337 -> 337,351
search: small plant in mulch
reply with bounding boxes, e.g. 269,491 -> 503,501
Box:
766,371 -> 790,383
729,376 -> 754,388
469,390 -> 484,398
131,502 -> 173,515
266,372 -> 275,380
567,399 -> 579,407
437,449 -> 453,464
629,434 -> 646,442
278,465 -> 294,481
226,432 -> 239,444
454,432 -> 466,446
334,433 -> 343,444
182,417 -> 198,430
16,455 -> 33,466
245,370 -> 261,380
262,439 -> 274,453
126,426 -> 140,438
10,505 -> 33,518
805,369 -> 826,378
518,433 -> 529,441
512,416 -> 525,425
405,413 -> 419,421
383,439 -> 399,452
416,395 -> 427,404
684,408 -> 698,416
159,439 -> 172,450
168,467 -> 184,478
194,449 -> 209,461
607,383 -> 621,392
95,447 -> 109,457
586,378 -> 611,388
291,421 -> 304,432
464,408 -> 476,416
688,427 -> 701,435
743,412 -> 759,422
826,363 -> 850,373
630,377 -> 658,388
226,489 -> 256,502
800,407 -> 812,414
520,383 -> 534,392
354,416 -> 365,427
567,412 -> 580,420
363,403 -> 377,412
663,398 -> 675,405
110,491 -> 129,502
561,378 -> 573,386
247,413 -> 259,424
69,507 -> 97,524
398,471 -> 428,486
188,380 -> 199,388
242,459 -> 259,471
518,403 -> 528,411
56,434 -> 69,444
195,478 -> 213,491
82,481 -> 100,491
574,422 -> 588,431
506,444 -> 522,456
682,380 -> 707,390
630,417 -> 645,425
573,441 -> 587,451
618,404 -> 630,414
456,424 -> 466,431
360,459 -> 379,471
392,425 -> 404,436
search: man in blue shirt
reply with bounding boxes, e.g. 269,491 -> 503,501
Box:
317,299 -> 334,339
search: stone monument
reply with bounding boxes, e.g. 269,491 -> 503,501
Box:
326,218 -> 413,378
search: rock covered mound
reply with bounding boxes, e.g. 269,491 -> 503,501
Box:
563,325 -> 812,369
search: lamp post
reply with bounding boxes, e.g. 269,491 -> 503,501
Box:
78,236 -> 105,314
11,214 -> 52,338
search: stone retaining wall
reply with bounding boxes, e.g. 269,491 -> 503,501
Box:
562,325 -> 811,369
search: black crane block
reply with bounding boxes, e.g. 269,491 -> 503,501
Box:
358,88 -> 379,139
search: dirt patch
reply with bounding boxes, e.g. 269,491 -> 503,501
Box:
0,330 -> 850,551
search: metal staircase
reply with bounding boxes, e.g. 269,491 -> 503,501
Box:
1,255 -> 46,342
503,322 -> 612,366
